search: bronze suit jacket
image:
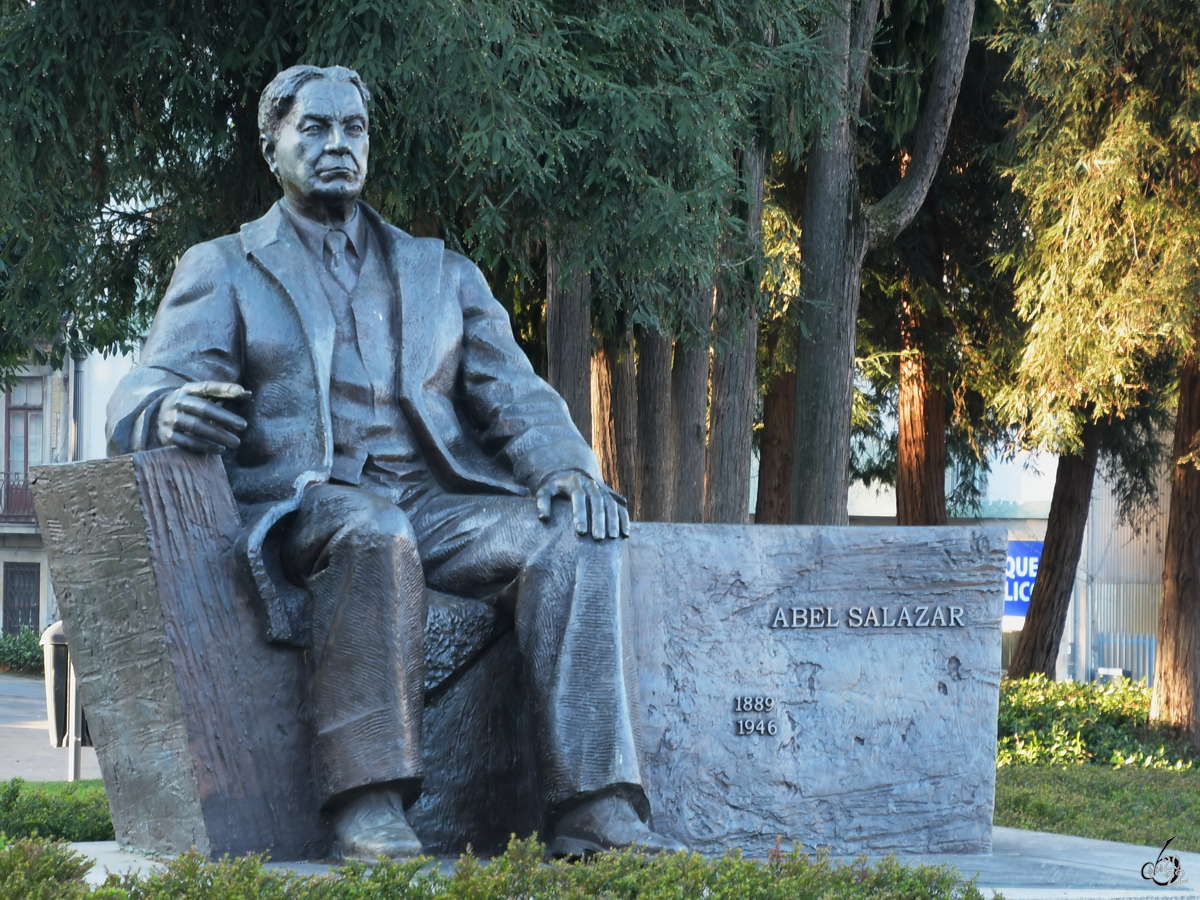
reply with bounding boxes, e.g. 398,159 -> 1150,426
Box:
107,200 -> 601,645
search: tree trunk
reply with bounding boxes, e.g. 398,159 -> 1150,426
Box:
636,328 -> 675,521
790,139 -> 867,524
671,339 -> 709,523
705,290 -> 759,524
789,0 -> 975,525
1007,424 -> 1100,680
1152,347 -> 1200,742
896,295 -> 948,526
591,340 -> 621,493
755,368 -> 795,524
705,141 -> 766,525
789,0 -> 871,526
546,241 -> 592,439
611,334 -> 640,507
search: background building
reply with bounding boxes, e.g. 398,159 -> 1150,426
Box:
0,352 -> 134,634
843,453 -> 1168,684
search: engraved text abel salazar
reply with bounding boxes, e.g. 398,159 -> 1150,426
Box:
769,605 -> 966,629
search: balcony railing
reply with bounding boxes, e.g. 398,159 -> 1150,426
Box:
1,471 -> 36,522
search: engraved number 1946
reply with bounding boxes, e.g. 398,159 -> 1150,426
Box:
736,719 -> 777,736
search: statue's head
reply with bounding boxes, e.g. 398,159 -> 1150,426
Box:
259,65 -> 371,215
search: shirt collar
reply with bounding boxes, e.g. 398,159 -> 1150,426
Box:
280,199 -> 366,261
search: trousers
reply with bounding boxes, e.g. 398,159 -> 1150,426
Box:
281,483 -> 646,814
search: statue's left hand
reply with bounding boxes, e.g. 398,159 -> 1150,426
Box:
535,470 -> 630,540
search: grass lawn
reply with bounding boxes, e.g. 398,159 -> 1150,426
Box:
19,779 -> 105,796
995,764 -> 1200,851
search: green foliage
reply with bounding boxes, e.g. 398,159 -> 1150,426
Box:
0,0 -> 835,373
995,764 -> 1200,851
3,834 -> 987,900
0,837 -> 93,900
997,674 -> 1199,770
996,0 -> 1200,451
0,627 -> 40,673
0,779 -> 115,843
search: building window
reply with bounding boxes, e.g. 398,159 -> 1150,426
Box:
2,378 -> 43,521
2,562 -> 40,634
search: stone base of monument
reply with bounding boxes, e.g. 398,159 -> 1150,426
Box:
629,524 -> 1003,855
32,449 -> 1002,860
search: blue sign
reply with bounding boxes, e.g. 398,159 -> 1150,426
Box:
1005,540 -> 1043,616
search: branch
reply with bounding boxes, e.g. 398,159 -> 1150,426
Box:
848,0 -> 883,102
864,0 -> 975,250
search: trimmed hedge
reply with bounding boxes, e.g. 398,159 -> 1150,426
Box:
0,835 -> 987,900
0,779 -> 114,843
0,627 -> 40,674
997,674 -> 1197,769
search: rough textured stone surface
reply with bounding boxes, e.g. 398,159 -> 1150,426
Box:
423,593 -> 501,696
32,451 -> 327,859
32,450 -> 528,859
629,524 -> 1005,855
407,632 -> 542,854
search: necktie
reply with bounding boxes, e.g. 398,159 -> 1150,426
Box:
324,228 -> 357,293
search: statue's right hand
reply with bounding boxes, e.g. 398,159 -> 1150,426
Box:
155,381 -> 252,455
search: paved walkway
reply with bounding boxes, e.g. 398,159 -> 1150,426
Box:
4,674 -> 1194,897
0,671 -> 101,782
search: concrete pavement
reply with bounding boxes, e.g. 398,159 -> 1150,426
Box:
0,671 -> 101,782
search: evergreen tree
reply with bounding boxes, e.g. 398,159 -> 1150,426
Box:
999,0 -> 1200,721
785,0 -> 976,525
0,0 -> 825,383
754,0 -> 987,525
853,18 -> 1024,525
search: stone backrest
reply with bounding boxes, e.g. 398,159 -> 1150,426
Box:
33,448 -> 1006,860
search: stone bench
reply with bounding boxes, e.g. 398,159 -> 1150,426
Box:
32,449 -> 1005,860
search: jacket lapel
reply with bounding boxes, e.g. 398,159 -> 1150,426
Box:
240,203 -> 336,469
360,205 -> 443,400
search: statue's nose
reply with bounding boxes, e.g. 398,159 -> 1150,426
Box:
325,125 -> 350,152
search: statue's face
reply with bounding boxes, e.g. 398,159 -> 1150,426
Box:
264,79 -> 369,212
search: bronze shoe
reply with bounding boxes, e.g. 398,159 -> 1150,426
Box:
549,795 -> 687,858
332,788 -> 424,862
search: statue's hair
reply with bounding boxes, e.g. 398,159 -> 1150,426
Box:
258,65 -> 371,140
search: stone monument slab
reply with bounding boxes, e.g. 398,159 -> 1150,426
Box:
630,523 -> 1004,856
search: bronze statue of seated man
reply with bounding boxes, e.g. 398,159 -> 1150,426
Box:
106,64 -> 684,862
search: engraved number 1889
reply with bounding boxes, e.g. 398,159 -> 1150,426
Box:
734,697 -> 776,712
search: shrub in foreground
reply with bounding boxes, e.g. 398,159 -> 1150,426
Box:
0,836 -> 94,900
0,627 -> 40,674
0,779 -> 114,843
0,835 -> 987,900
998,674 -> 1197,769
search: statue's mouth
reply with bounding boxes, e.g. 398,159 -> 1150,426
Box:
316,162 -> 357,180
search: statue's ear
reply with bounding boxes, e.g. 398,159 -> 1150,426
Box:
260,134 -> 278,180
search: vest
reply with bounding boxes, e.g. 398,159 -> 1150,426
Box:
315,219 -> 438,510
